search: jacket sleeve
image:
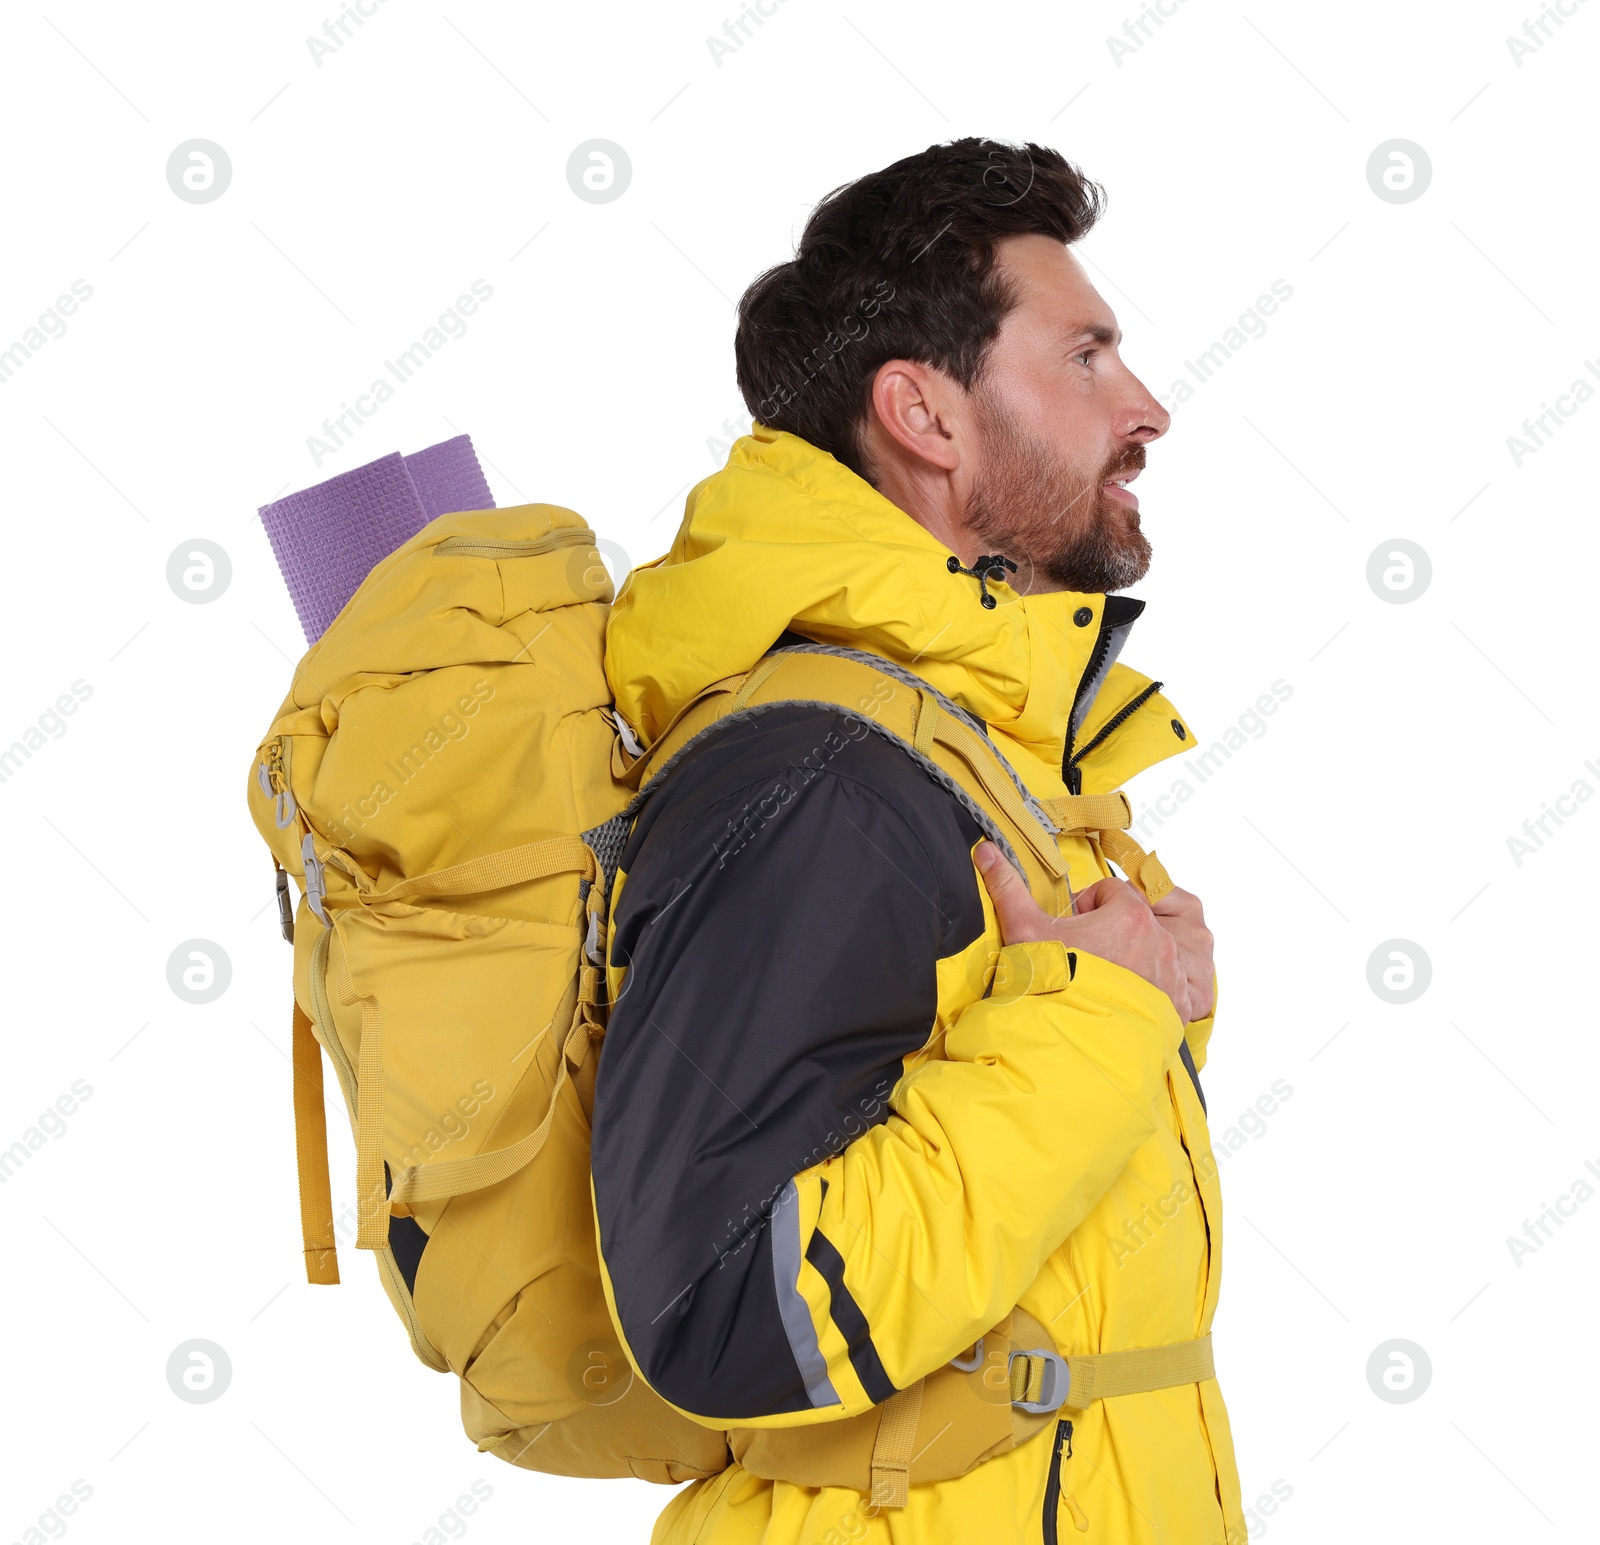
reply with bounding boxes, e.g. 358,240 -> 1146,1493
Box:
1184,969 -> 1220,1073
589,708 -> 1186,1430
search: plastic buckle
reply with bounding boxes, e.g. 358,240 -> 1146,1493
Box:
583,907 -> 605,967
1009,1348 -> 1070,1414
612,712 -> 644,759
257,761 -> 297,828
949,1338 -> 985,1373
301,833 -> 328,926
275,865 -> 294,944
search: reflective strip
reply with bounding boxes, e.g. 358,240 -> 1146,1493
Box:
770,1181 -> 838,1408
805,1223 -> 897,1405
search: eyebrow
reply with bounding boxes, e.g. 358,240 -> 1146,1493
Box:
1066,323 -> 1122,347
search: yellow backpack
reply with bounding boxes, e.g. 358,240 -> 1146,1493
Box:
246,500 -> 1185,1498
247,501 -> 730,1480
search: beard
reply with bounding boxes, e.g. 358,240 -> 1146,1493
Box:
964,386 -> 1153,594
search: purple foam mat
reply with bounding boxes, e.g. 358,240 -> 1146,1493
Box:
404,434 -> 494,521
259,434 -> 495,644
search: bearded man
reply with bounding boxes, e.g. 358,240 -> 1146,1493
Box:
592,138 -> 1243,1545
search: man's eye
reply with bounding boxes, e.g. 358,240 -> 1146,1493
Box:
1074,350 -> 1095,366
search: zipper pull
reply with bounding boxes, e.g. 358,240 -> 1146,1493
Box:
1059,1420 -> 1090,1532
258,740 -> 297,828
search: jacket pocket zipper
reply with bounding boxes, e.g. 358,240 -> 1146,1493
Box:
1041,1418 -> 1073,1544
434,528 -> 596,558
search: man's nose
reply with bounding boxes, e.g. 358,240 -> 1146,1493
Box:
1118,379 -> 1171,443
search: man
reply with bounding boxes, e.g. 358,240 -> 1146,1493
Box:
593,139 -> 1244,1545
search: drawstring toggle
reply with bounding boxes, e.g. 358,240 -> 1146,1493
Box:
947,553 -> 1018,609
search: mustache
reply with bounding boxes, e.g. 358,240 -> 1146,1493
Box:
1102,448 -> 1146,483
1046,451 -> 1147,525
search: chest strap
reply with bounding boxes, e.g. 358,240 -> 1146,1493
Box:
1040,792 -> 1175,904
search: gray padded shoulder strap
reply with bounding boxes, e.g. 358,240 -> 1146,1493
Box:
586,644 -> 1058,893
768,643 -> 1061,836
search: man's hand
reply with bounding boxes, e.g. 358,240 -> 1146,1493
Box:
1150,884 -> 1215,1023
974,842 -> 1189,1019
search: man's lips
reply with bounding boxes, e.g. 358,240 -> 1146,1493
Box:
1103,469 -> 1140,512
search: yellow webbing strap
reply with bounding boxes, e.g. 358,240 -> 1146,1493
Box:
931,714 -> 1067,880
1009,1349 -> 1051,1408
1008,1335 -> 1214,1409
335,925 -> 390,1252
1095,829 -> 1174,904
291,1001 -> 340,1285
1039,793 -> 1132,836
355,835 -> 594,905
387,998 -> 596,1207
1071,1333 -> 1214,1404
911,689 -> 939,758
868,1380 -> 926,1509
731,651 -> 789,711
1038,793 -> 1173,904
320,837 -> 600,1247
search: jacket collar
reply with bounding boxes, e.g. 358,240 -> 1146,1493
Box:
605,426 -> 1192,796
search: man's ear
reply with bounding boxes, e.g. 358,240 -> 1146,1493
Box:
868,359 -> 966,474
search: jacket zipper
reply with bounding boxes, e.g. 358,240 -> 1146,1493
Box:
433,528 -> 597,558
1066,678 -> 1164,789
1041,1418 -> 1073,1545
1062,613 -> 1115,794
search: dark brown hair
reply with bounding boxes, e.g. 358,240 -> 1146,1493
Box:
734,138 -> 1106,480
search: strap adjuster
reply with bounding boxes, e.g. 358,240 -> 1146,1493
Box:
301,834 -> 328,926
610,710 -> 644,758
274,863 -> 294,943
948,1337 -> 985,1373
1009,1347 -> 1070,1414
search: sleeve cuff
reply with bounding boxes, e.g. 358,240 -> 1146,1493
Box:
991,938 -> 1077,998
991,939 -> 1185,1052
1184,969 -> 1220,1071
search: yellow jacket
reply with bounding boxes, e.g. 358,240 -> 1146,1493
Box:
596,426 -> 1245,1545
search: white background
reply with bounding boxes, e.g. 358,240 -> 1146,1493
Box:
2,1 -> 1596,1540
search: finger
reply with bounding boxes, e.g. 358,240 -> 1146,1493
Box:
1157,938 -> 1189,1019
1072,876 -> 1136,915
1070,876 -> 1112,913
974,842 -> 1047,940
1151,884 -> 1200,919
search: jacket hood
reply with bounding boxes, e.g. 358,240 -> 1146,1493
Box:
604,425 -> 1190,794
